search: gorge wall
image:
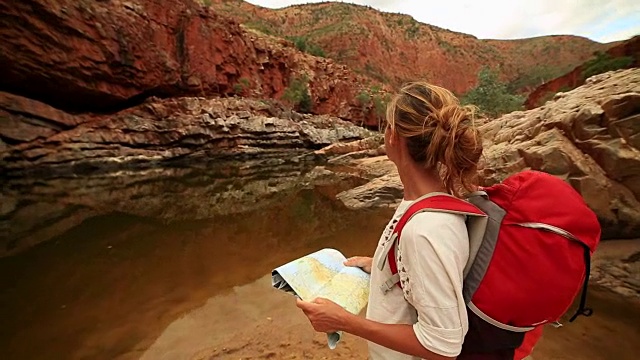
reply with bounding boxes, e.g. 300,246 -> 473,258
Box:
0,0 -> 379,122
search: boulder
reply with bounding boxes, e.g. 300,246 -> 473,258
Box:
590,240 -> 640,298
336,174 -> 403,210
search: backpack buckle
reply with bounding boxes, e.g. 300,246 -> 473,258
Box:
379,273 -> 400,294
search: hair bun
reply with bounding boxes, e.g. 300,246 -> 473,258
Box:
385,82 -> 483,197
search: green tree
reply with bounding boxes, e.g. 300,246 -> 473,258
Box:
282,75 -> 313,113
461,67 -> 524,117
286,36 -> 326,57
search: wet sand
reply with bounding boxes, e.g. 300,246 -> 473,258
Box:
137,281 -> 640,360
144,241 -> 640,360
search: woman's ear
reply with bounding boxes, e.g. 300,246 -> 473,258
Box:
385,126 -> 397,146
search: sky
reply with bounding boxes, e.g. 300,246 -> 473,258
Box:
246,0 -> 640,43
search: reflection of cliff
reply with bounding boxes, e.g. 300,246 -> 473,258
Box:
0,184 -> 390,360
0,160 -> 368,257
525,36 -> 640,109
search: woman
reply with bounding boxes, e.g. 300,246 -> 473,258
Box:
296,82 -> 483,360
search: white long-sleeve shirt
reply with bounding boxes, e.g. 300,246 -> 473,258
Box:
366,199 -> 470,359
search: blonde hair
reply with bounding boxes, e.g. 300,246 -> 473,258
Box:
383,81 -> 483,198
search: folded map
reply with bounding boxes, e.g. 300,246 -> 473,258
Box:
271,248 -> 371,349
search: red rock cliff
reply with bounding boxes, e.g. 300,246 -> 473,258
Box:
0,0 -> 378,124
210,0 -> 612,95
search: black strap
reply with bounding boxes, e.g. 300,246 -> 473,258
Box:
569,245 -> 594,322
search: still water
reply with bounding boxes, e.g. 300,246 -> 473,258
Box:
1,161 -> 639,360
0,161 -> 390,359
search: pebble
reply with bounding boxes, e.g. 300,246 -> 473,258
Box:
591,254 -> 640,299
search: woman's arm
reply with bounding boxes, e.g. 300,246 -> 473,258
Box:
345,310 -> 455,360
296,298 -> 454,360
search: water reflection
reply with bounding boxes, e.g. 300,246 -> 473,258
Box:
0,159 -> 367,257
0,161 -> 390,360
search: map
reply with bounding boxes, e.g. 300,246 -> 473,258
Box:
272,248 -> 370,349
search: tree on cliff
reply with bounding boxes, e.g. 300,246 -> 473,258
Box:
282,75 -> 313,113
461,67 -> 524,117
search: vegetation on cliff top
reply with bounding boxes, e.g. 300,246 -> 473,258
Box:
581,51 -> 634,80
209,0 -> 612,97
287,36 -> 326,57
200,0 -> 629,121
356,86 -> 391,124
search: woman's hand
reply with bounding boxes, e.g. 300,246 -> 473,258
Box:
344,256 -> 373,274
296,297 -> 352,333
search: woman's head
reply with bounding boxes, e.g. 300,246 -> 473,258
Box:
382,81 -> 483,197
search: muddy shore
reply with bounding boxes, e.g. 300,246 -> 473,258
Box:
149,240 -> 640,360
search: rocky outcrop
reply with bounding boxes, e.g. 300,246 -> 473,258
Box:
481,69 -> 640,238
331,69 -> 640,239
314,135 -> 384,156
0,0 -> 375,122
313,134 -> 385,164
0,92 -> 374,176
525,36 -> 639,109
332,157 -> 401,210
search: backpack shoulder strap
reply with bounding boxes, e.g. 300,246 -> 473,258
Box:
379,194 -> 486,293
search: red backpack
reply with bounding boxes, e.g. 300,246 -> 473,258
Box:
384,170 -> 601,359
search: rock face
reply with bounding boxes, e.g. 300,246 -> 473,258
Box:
0,92 -> 374,176
331,156 -> 400,210
330,69 -> 640,239
0,0 -> 374,122
525,36 -> 640,109
313,134 -> 385,164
